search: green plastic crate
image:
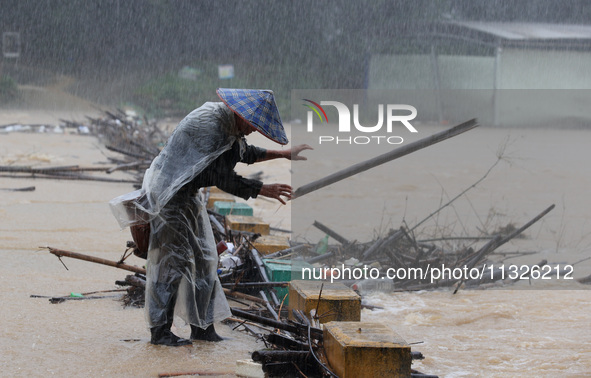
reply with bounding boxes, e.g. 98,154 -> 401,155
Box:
213,201 -> 253,216
263,259 -> 315,305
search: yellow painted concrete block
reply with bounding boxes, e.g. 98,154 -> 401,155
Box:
323,321 -> 411,378
287,280 -> 361,324
225,215 -> 270,235
252,235 -> 291,255
206,188 -> 235,210
208,186 -> 224,194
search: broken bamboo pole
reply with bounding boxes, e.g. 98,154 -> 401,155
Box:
223,288 -> 266,305
293,118 -> 478,198
313,220 -> 351,246
497,204 -> 555,245
260,290 -> 280,320
47,248 -> 271,305
45,247 -> 146,274
453,203 -> 555,294
250,248 -> 281,307
0,165 -> 79,173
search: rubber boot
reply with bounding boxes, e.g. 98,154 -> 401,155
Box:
150,324 -> 192,346
150,292 -> 191,346
190,324 -> 223,342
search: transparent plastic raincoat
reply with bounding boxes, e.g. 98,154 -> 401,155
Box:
110,102 -> 252,328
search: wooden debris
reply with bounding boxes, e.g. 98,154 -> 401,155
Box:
293,119 -> 478,198
45,246 -> 146,274
1,109 -> 167,187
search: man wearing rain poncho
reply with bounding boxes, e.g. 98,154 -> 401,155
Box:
110,89 -> 311,346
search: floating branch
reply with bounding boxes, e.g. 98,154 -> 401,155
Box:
44,247 -> 146,274
294,119 -> 478,198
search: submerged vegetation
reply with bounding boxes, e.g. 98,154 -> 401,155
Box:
132,62 -> 315,118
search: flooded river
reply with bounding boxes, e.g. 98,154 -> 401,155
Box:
0,110 -> 590,377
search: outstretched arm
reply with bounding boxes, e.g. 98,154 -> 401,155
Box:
254,144 -> 313,204
256,144 -> 313,162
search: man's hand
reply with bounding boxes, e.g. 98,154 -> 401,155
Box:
259,183 -> 292,205
258,144 -> 313,162
289,144 -> 313,161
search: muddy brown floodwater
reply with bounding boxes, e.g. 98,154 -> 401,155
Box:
0,108 -> 590,377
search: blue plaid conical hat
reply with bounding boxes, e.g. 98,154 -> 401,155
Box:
217,88 -> 288,145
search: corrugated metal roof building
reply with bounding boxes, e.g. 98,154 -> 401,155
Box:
368,22 -> 591,126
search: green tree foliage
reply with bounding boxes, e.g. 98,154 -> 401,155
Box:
3,0 -> 587,80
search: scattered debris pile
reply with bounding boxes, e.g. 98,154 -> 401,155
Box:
19,113 -> 591,377
0,109 -> 166,187
294,204 -> 557,293
82,109 -> 165,170
37,198 -> 561,378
